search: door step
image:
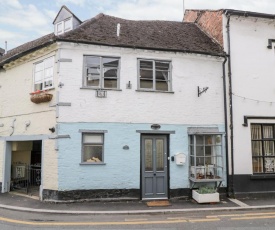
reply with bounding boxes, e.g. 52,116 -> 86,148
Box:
146,200 -> 171,207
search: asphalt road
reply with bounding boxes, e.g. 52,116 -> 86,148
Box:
1,208 -> 275,229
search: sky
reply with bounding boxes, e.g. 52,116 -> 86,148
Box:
1,0 -> 275,50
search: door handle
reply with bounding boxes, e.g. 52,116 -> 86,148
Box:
154,173 -> 156,176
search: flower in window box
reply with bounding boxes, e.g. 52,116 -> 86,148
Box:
30,90 -> 53,104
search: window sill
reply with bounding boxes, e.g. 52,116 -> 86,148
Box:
80,87 -> 122,91
136,89 -> 174,94
250,174 -> 275,180
79,162 -> 106,165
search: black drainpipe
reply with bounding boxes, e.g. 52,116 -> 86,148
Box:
222,55 -> 230,197
226,13 -> 235,198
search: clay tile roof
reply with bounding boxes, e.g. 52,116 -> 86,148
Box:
0,13 -> 224,67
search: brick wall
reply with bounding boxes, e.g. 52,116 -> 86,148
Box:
184,10 -> 224,47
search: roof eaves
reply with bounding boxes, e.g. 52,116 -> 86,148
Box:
0,39 -> 56,68
56,38 -> 225,57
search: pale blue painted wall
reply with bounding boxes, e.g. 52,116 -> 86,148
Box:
57,122 -> 226,191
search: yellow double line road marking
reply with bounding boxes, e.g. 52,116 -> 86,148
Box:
0,216 -> 220,226
208,212 -> 275,221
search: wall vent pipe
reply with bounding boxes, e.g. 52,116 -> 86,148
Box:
117,23 -> 120,37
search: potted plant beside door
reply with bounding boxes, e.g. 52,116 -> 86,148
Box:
192,186 -> 220,204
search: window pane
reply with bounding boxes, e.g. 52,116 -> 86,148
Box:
34,71 -> 43,83
214,135 -> 222,145
140,60 -> 153,69
86,56 -> 100,67
263,126 -> 273,138
64,18 -> 72,31
140,79 -> 153,89
156,139 -> 164,171
44,57 -> 53,68
155,61 -> 169,71
87,67 -> 100,77
84,134 -> 103,143
34,83 -> 42,91
156,70 -> 169,81
104,68 -> 117,78
253,157 -> 263,173
196,135 -> 204,145
103,58 -> 119,67
57,23 -> 63,33
264,141 -> 274,156
205,135 -> 213,145
140,69 -> 153,80
265,157 -> 275,173
252,141 -> 262,156
156,81 -> 168,91
140,60 -> 153,89
145,139 -> 153,171
44,80 -> 53,88
205,146 -> 212,157
104,79 -> 117,88
251,125 -> 262,139
83,145 -> 103,162
87,79 -> 99,87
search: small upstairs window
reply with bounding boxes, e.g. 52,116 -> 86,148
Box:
83,56 -> 120,89
33,56 -> 54,91
138,59 -> 171,92
55,17 -> 72,35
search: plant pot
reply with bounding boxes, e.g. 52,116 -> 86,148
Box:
192,190 -> 220,203
30,93 -> 53,104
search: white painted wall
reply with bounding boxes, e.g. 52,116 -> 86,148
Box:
57,43 -> 225,126
223,15 -> 275,174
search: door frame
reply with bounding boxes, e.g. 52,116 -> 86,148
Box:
140,134 -> 170,200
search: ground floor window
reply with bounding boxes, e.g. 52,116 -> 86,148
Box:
82,133 -> 104,163
189,134 -> 223,181
251,124 -> 275,174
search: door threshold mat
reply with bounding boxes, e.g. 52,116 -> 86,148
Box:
146,200 -> 171,207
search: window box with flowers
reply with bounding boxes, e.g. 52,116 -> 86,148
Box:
30,90 -> 53,104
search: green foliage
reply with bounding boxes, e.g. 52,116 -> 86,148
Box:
197,186 -> 216,194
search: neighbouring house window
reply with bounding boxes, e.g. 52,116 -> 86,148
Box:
189,134 -> 223,181
251,124 -> 275,173
34,56 -> 54,91
82,133 -> 104,163
55,17 -> 72,35
138,59 -> 171,91
84,56 -> 120,89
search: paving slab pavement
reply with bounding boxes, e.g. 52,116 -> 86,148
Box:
0,192 -> 275,215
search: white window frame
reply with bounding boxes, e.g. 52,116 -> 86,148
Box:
138,59 -> 172,92
81,133 -> 105,164
83,55 -> 120,89
33,56 -> 54,91
55,17 -> 72,35
189,134 -> 224,182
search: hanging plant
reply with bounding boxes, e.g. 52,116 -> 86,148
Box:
30,90 -> 53,104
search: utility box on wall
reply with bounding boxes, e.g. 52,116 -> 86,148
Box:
175,153 -> 186,165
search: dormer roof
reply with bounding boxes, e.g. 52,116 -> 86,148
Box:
53,5 -> 82,25
53,5 -> 82,35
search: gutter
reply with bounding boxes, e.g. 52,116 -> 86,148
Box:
224,9 -> 275,20
226,12 -> 235,198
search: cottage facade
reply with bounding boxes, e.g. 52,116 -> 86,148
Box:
185,9 -> 275,197
0,6 -> 226,201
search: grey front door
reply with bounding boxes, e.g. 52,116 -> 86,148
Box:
141,135 -> 168,199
